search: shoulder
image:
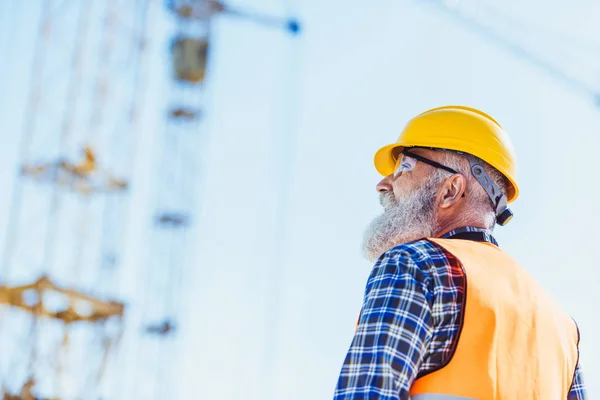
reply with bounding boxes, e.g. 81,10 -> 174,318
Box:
368,239 -> 465,297
375,239 -> 455,272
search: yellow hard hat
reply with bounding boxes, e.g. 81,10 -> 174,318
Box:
374,105 -> 519,203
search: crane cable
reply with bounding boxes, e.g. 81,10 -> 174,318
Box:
38,1 -> 93,396
259,0 -> 302,399
99,0 -> 152,397
419,0 -> 600,103
0,3 -> 50,395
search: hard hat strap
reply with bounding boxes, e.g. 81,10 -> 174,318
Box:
462,153 -> 512,225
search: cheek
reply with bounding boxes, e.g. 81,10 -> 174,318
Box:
391,177 -> 414,200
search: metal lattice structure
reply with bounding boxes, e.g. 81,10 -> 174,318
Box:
127,2 -> 302,398
131,1 -> 214,398
0,0 -> 300,398
0,1 -> 150,398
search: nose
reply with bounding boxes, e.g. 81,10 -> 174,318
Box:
376,175 -> 393,193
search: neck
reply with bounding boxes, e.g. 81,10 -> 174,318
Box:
432,216 -> 490,238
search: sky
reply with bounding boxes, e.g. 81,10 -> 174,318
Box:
1,0 -> 600,399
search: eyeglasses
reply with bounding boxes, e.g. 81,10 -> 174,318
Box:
393,149 -> 459,178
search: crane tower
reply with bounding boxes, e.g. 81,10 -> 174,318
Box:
0,1 -> 150,398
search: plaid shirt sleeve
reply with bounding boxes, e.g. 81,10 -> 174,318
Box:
568,362 -> 586,399
333,243 -> 434,400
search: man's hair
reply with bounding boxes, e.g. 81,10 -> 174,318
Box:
430,150 -> 509,230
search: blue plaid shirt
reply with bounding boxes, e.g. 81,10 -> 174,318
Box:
334,226 -> 586,399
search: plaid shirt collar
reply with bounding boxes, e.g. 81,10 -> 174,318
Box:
440,226 -> 499,247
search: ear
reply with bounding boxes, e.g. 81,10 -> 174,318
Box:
439,174 -> 467,209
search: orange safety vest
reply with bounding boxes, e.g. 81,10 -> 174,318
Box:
409,238 -> 579,400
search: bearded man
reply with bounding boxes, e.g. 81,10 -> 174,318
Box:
333,106 -> 586,399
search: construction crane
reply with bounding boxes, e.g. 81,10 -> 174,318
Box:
0,0 -> 301,398
0,1 -> 150,398
131,1 -> 301,398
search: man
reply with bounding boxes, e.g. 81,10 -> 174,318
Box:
334,106 -> 585,399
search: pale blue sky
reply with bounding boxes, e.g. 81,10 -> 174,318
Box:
1,0 -> 600,399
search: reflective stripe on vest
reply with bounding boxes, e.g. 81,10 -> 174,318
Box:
409,238 -> 579,400
411,394 -> 476,400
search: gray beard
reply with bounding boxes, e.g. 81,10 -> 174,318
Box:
361,179 -> 439,262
